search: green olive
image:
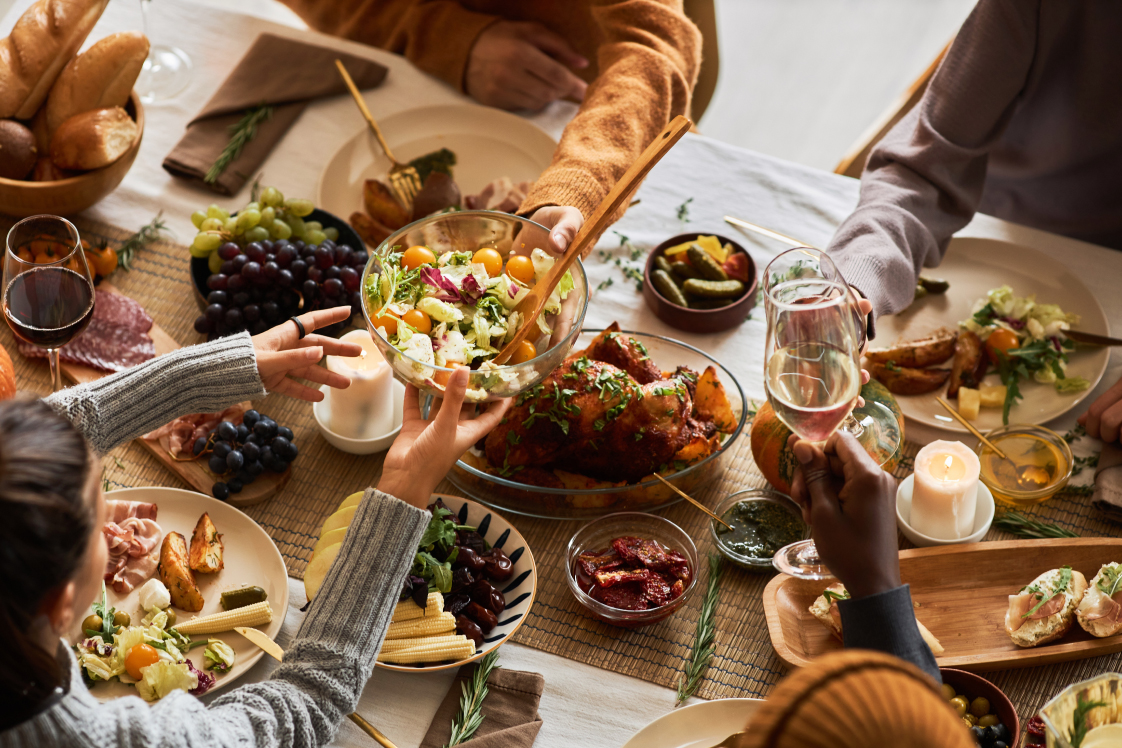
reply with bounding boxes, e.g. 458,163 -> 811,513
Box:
964,714 -> 977,726
949,695 -> 969,717
941,683 -> 957,701
978,714 -> 1000,728
969,697 -> 991,718
164,608 -> 177,626
81,614 -> 103,633
112,611 -> 131,628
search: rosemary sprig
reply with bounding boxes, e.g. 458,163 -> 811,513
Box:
993,511 -> 1079,539
446,650 -> 500,747
1071,693 -> 1107,747
116,213 -> 167,271
675,554 -> 723,706
205,105 -> 273,184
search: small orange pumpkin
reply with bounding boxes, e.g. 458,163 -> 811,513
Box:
0,342 -> 16,400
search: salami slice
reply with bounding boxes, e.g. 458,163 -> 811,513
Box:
18,290 -> 155,372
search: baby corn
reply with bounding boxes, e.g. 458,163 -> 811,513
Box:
377,635 -> 475,665
172,601 -> 273,635
385,611 -> 455,640
380,634 -> 465,652
392,593 -> 444,622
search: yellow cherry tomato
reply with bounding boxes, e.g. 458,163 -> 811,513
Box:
125,642 -> 161,680
83,242 -> 118,278
433,363 -> 467,387
370,312 -> 398,336
403,309 -> 432,334
472,247 -> 503,277
505,255 -> 536,285
401,245 -> 436,271
509,340 -> 537,365
986,328 -> 1020,361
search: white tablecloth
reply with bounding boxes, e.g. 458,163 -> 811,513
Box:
4,0 -> 1118,745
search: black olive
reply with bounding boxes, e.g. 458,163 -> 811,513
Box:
465,602 -> 498,633
456,615 -> 484,646
482,548 -> 514,581
450,567 -> 475,593
457,530 -> 487,555
455,547 -> 486,573
970,726 -> 985,741
469,579 -> 506,614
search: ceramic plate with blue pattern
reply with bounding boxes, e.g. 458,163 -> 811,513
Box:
376,494 -> 537,673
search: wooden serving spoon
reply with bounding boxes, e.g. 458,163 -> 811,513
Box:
492,114 -> 694,365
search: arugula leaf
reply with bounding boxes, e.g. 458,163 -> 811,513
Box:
89,582 -> 120,643
418,508 -> 458,552
1023,566 -> 1073,618
415,551 -> 454,593
1070,693 -> 1108,748
1097,564 -> 1122,598
822,589 -> 851,605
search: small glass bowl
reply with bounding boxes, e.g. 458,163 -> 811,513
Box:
360,210 -> 589,402
709,489 -> 809,571
565,512 -> 698,629
975,424 -> 1073,507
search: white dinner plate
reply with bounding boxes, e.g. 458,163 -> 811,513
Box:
316,103 -> 557,220
875,237 -> 1110,433
85,487 -> 289,702
620,698 -> 764,748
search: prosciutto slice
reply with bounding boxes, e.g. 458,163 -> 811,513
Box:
1006,591 -> 1065,633
102,502 -> 163,594
142,405 -> 246,459
463,177 -> 532,213
105,499 -> 158,524
1083,590 -> 1122,624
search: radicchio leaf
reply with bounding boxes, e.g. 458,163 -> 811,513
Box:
419,267 -> 462,303
1001,316 -> 1026,330
187,659 -> 216,695
460,274 -> 484,304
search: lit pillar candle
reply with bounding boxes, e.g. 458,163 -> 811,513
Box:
910,440 -> 980,540
325,330 -> 394,439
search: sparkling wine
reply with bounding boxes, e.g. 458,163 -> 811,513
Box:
766,341 -> 860,443
4,266 -> 95,348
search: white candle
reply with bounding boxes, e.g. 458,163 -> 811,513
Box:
325,330 -> 394,439
910,440 -> 980,540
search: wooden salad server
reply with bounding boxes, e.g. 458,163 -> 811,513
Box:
492,114 -> 694,365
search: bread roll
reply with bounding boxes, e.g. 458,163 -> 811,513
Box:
31,155 -> 72,181
1005,566 -> 1087,648
45,31 -> 148,135
0,119 -> 37,179
1077,563 -> 1122,638
0,0 -> 111,119
49,106 -> 137,171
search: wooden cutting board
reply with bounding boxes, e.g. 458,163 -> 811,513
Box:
762,538 -> 1122,672
63,282 -> 290,507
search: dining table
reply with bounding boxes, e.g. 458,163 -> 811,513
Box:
3,0 -> 1119,746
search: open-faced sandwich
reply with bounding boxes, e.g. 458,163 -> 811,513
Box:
1076,562 -> 1122,638
1005,565 -> 1087,648
809,583 -> 944,655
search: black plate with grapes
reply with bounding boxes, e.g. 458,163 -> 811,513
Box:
193,409 -> 299,501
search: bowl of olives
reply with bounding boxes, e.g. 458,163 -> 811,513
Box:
940,668 -> 1019,747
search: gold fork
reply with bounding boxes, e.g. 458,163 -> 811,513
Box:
335,59 -> 422,211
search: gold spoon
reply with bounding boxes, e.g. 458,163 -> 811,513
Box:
654,473 -> 732,530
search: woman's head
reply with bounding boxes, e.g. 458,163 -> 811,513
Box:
0,399 -> 103,723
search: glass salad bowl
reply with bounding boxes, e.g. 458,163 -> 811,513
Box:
360,210 -> 589,401
447,329 -> 748,519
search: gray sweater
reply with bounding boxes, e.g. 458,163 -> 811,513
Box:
2,333 -> 430,747
828,0 -> 1122,319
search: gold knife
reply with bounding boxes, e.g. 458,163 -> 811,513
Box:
1065,330 -> 1122,347
235,628 -> 399,748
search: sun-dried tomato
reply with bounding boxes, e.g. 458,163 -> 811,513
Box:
1025,716 -> 1046,743
611,537 -> 644,562
594,568 -> 653,588
642,574 -> 672,606
578,550 -> 623,577
634,539 -> 671,570
670,579 -> 685,600
590,581 -> 648,610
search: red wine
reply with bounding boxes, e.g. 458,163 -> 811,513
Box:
766,341 -> 860,443
4,267 -> 94,348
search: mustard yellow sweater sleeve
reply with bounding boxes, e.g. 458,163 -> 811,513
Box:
519,1 -> 701,230
278,0 -> 499,91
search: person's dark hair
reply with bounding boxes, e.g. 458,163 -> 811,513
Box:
0,399 -> 94,729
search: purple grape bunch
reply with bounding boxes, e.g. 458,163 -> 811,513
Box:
191,410 -> 299,500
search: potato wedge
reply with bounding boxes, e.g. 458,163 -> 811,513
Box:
188,512 -> 224,574
947,331 -> 988,398
363,179 -> 411,230
349,211 -> 392,248
693,365 -> 737,432
869,362 -> 951,395
158,532 -> 204,612
864,328 -> 957,368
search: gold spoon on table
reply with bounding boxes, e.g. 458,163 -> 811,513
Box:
653,473 -> 733,530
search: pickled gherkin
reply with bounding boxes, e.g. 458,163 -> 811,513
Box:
652,269 -> 689,307
686,244 -> 728,281
654,254 -> 674,274
683,278 -> 744,299
220,585 -> 268,611
670,261 -> 700,281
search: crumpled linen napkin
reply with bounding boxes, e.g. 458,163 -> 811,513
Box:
420,666 -> 545,748
163,32 -> 387,195
1092,442 -> 1122,522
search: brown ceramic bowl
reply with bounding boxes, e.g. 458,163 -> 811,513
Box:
0,91 -> 144,218
940,668 -> 1020,743
642,232 -> 758,333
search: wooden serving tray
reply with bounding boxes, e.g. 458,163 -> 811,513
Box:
762,538 -> 1122,672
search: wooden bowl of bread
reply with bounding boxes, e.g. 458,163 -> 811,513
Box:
0,0 -> 148,217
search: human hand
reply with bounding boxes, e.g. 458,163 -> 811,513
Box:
529,205 -> 584,257
379,368 -> 512,509
466,20 -> 588,111
1078,374 -> 1122,443
252,307 -> 362,402
788,430 -> 901,598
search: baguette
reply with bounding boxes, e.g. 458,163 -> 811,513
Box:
809,583 -> 945,655
44,31 -> 148,135
1076,563 -> 1122,638
0,0 -> 111,119
49,106 -> 137,170
1005,566 -> 1087,648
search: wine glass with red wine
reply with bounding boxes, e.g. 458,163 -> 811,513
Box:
3,216 -> 95,392
763,247 -> 865,579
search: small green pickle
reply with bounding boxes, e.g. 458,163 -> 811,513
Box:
670,261 -> 700,281
654,254 -> 674,274
683,278 -> 745,299
686,244 -> 728,281
652,269 -> 690,307
221,585 -> 269,611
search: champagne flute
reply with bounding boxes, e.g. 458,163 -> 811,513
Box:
136,0 -> 192,102
763,248 -> 863,579
3,216 -> 96,393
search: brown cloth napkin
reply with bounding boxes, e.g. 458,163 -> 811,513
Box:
1092,442 -> 1122,522
420,666 -> 545,748
163,33 -> 387,196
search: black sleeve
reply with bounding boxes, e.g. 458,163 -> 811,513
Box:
837,584 -> 941,683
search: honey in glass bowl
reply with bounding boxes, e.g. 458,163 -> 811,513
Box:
976,425 -> 1073,507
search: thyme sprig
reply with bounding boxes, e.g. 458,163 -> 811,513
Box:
993,511 -> 1079,540
675,554 -> 723,706
446,650 -> 500,747
116,213 -> 167,271
205,105 -> 273,184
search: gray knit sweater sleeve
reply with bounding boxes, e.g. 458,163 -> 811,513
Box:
825,0 -> 1038,320
1,489 -> 429,748
43,332 -> 266,454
